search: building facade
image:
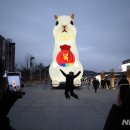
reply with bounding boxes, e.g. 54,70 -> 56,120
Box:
0,35 -> 15,72
121,59 -> 130,72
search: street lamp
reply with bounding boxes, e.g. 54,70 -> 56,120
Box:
30,56 -> 35,81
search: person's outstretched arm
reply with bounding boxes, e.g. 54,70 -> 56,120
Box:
74,71 -> 81,78
60,69 -> 67,77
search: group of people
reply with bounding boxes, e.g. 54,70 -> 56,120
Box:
84,77 -> 111,92
88,78 -> 110,93
91,75 -> 128,93
100,79 -> 111,89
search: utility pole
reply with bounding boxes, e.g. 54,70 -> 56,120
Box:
30,56 -> 35,81
39,68 -> 42,82
44,67 -> 47,79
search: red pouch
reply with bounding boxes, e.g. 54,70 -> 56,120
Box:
56,44 -> 75,67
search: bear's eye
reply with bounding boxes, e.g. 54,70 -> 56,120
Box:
55,21 -> 59,26
70,20 -> 74,25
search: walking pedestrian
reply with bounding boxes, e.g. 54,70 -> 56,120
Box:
92,78 -> 99,93
87,78 -> 91,90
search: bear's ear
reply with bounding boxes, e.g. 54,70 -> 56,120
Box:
70,13 -> 74,19
54,15 -> 58,20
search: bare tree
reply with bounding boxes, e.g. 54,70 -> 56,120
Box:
18,53 -> 35,81
33,62 -> 45,81
17,53 -> 47,81
24,53 -> 31,70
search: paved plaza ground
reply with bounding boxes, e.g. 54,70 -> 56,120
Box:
8,84 -> 119,130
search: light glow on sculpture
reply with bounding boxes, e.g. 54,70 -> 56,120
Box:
55,32 -> 75,41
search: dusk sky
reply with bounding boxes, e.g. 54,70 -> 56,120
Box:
0,0 -> 130,72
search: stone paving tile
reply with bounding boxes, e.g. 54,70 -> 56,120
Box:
8,85 -> 118,130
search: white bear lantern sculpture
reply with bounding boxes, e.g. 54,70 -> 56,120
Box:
49,14 -> 83,87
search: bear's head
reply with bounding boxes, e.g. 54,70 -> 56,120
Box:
53,14 -> 77,43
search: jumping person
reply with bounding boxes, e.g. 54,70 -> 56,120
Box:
60,69 -> 81,99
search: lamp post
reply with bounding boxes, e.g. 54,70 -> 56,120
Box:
30,56 -> 35,81
39,67 -> 43,82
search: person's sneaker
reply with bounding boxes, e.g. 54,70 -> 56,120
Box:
77,97 -> 79,100
66,96 -> 70,100
22,91 -> 25,95
17,94 -> 23,98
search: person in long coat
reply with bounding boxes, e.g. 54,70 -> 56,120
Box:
92,78 -> 99,93
103,84 -> 130,130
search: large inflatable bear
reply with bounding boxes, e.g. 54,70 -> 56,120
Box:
49,14 -> 83,87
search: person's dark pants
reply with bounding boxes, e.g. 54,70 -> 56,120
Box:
65,87 -> 70,99
94,86 -> 97,93
65,85 -> 79,99
102,85 -> 105,89
70,90 -> 79,99
0,90 -> 18,130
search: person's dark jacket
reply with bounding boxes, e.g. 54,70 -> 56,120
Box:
60,70 -> 81,86
103,104 -> 130,130
118,79 -> 129,86
0,60 -> 5,99
101,80 -> 106,87
92,79 -> 99,88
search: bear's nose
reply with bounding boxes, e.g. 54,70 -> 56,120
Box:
62,25 -> 67,28
62,25 -> 67,32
